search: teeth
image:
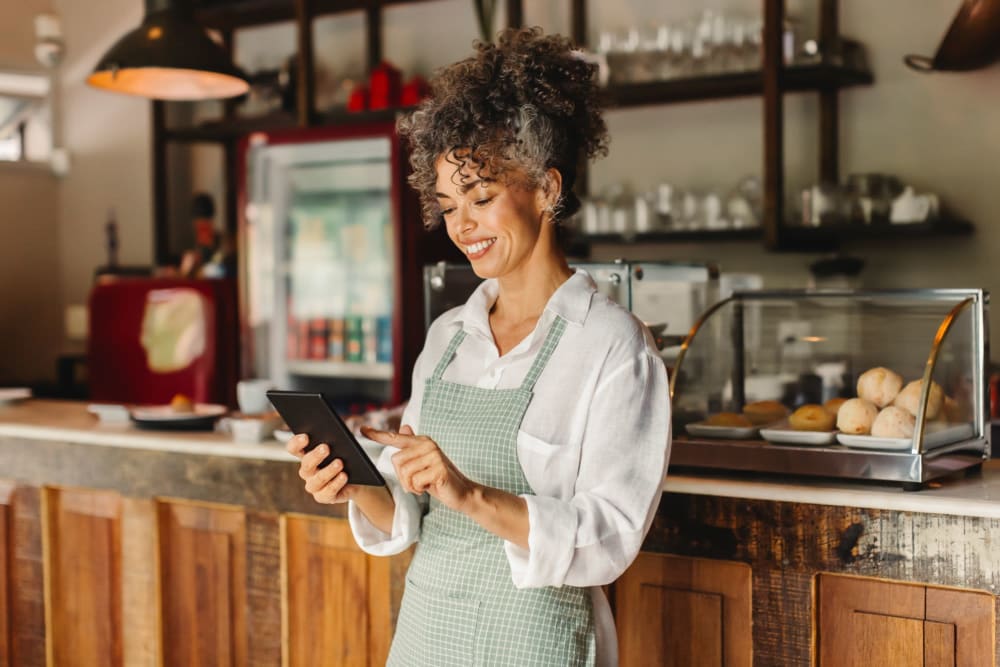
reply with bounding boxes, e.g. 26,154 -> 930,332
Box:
465,238 -> 496,254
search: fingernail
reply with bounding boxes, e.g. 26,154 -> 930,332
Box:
317,444 -> 328,455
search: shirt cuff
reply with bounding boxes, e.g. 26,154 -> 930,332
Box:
503,494 -> 577,588
348,479 -> 421,556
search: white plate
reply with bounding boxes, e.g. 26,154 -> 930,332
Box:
0,387 -> 31,405
760,426 -> 838,446
685,422 -> 759,439
130,403 -> 228,421
836,423 -> 976,452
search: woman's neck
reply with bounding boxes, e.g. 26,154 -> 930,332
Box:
490,258 -> 574,325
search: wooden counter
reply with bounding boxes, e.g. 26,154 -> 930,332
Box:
1,400 -> 998,665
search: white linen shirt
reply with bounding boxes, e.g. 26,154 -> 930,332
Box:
348,268 -> 672,666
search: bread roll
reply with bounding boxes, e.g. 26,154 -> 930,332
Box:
705,412 -> 753,428
170,393 -> 194,414
893,379 -> 944,420
789,404 -> 836,431
871,406 -> 915,439
836,398 -> 878,435
823,397 -> 848,416
742,400 -> 790,425
856,367 -> 903,408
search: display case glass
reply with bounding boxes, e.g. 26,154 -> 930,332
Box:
670,289 -> 989,489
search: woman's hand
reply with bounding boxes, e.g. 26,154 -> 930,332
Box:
285,434 -> 360,504
361,425 -> 478,513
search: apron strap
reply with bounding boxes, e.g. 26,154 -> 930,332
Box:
520,316 -> 567,392
430,329 -> 468,381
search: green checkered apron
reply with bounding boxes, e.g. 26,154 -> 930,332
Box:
387,316 -> 596,667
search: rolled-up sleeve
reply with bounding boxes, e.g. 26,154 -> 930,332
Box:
504,345 -> 671,588
348,351 -> 430,556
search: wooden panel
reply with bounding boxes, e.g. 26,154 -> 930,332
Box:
926,586 -> 995,667
284,515 -> 405,667
120,497 -> 160,667
158,500 -> 247,667
849,611 -> 925,666
816,574 -> 925,667
9,484 -> 45,665
245,511 -> 282,666
925,620 -> 956,667
640,585 -> 722,667
45,487 -> 123,667
0,481 -> 12,666
615,553 -> 751,667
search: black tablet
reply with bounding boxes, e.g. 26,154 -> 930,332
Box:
267,390 -> 385,486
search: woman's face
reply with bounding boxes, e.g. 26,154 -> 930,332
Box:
434,153 -> 552,280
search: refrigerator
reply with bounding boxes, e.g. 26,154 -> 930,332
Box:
238,122 -> 458,409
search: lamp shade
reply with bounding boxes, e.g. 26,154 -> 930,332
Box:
87,0 -> 249,100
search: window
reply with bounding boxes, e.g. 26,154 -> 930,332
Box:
0,71 -> 51,164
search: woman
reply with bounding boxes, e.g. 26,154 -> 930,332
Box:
287,27 -> 670,666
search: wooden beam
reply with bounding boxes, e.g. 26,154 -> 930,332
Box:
762,0 -> 784,249
366,3 -> 383,71
152,101 -> 170,266
818,0 -> 839,184
570,0 -> 586,47
505,0 -> 523,30
293,0 -> 316,126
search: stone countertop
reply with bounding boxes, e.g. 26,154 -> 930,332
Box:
1,399 -> 998,518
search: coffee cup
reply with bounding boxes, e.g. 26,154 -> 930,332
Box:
237,378 -> 276,415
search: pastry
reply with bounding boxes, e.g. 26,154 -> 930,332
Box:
742,400 -> 790,425
893,379 -> 944,420
871,406 -> 915,439
823,397 -> 848,417
705,412 -> 753,428
789,404 -> 836,432
836,398 -> 878,435
856,367 -> 903,408
170,393 -> 194,414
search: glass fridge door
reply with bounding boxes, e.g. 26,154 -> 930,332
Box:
245,136 -> 395,403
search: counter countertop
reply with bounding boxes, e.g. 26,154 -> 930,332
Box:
2,399 -> 998,518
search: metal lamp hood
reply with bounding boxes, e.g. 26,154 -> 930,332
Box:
87,0 -> 249,100
905,0 -> 1000,72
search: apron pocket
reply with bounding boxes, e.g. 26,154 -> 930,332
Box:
390,578 -> 481,667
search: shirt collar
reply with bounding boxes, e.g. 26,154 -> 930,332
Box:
455,268 -> 597,339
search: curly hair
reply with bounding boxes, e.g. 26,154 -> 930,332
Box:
397,27 -> 609,229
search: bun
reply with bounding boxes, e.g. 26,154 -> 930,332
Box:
823,397 -> 848,416
789,404 -> 836,431
856,367 -> 904,408
893,379 -> 944,420
836,398 -> 879,435
705,412 -> 753,428
871,406 -> 915,439
742,400 -> 790,425
170,393 -> 194,413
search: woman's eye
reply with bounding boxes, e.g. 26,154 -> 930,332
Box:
474,197 -> 494,207
440,208 -> 455,217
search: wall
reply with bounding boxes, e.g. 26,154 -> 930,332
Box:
0,0 -> 61,383
0,165 -> 62,381
54,0 -> 153,309
31,0 -> 1000,381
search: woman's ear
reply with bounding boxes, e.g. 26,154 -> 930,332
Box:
537,167 -> 563,213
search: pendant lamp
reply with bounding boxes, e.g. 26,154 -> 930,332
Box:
87,0 -> 249,100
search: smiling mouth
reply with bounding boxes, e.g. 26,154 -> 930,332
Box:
464,237 -> 497,256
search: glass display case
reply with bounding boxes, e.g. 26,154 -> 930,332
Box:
670,289 -> 990,490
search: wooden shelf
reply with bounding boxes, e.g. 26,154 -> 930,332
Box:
777,218 -> 975,251
579,228 -> 764,244
286,359 -> 394,380
604,63 -> 873,109
163,106 -> 417,143
195,0 -> 441,30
